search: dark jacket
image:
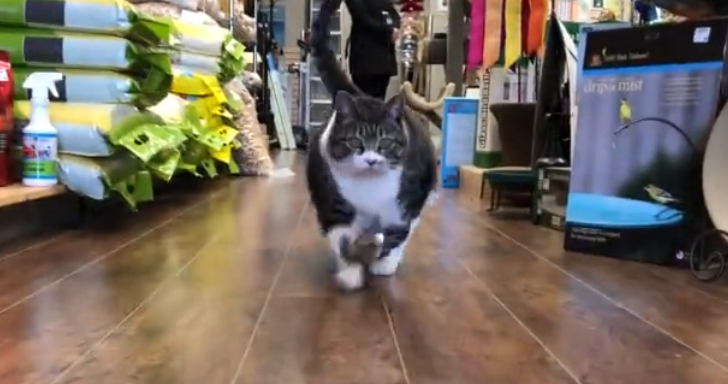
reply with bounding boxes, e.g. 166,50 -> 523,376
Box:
345,0 -> 400,77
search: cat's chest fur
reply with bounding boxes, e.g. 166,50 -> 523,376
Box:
330,168 -> 404,226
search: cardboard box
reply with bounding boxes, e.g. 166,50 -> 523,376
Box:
440,97 -> 478,188
458,165 -> 487,200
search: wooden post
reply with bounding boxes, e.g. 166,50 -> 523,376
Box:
446,0 -> 466,95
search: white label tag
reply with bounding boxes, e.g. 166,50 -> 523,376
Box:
693,27 -> 710,43
180,10 -> 207,25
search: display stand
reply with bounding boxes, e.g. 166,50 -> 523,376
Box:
534,166 -> 569,230
305,2 -> 344,131
265,54 -> 296,149
248,0 -> 282,147
530,14 -> 576,226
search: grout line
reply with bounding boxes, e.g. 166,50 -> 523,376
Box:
646,267 -> 728,307
456,258 -> 583,384
47,233 -> 222,384
0,232 -> 70,264
374,212 -> 420,384
228,199 -> 309,384
498,210 -> 728,309
0,189 -> 223,318
481,217 -> 728,375
415,209 -> 579,384
379,296 -> 412,384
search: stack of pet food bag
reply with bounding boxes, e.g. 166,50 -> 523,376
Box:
0,0 -> 179,208
132,0 -> 273,175
0,0 -> 272,210
131,0 -> 257,44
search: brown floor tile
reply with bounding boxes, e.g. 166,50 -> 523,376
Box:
234,294 -> 406,384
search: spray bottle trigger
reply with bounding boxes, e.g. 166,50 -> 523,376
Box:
48,83 -> 59,98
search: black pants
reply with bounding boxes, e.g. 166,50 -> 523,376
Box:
352,74 -> 391,100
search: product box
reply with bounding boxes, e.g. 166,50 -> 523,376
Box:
572,22 -> 631,161
440,97 -> 478,188
458,165 -> 488,201
0,51 -> 13,186
564,19 -> 728,265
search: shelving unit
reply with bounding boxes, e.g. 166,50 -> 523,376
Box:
0,184 -> 65,208
534,166 -> 571,231
304,0 -> 345,131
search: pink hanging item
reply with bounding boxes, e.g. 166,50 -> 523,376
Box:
466,0 -> 485,69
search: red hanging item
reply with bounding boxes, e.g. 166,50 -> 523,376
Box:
399,0 -> 423,15
521,0 -> 531,51
526,0 -> 548,55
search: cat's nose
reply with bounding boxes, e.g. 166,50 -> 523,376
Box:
365,158 -> 378,166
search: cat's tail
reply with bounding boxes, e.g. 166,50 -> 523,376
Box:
310,0 -> 362,98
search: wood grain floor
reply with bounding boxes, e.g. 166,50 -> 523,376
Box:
1,152 -> 728,384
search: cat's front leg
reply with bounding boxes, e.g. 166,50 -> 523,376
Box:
370,218 -> 420,276
326,226 -> 365,291
369,227 -> 410,277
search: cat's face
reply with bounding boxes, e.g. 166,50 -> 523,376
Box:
325,91 -> 408,174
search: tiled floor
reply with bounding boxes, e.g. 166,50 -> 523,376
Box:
1,154 -> 728,384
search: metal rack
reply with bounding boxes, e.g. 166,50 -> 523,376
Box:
304,0 -> 344,131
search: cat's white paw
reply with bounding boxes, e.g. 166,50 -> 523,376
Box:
369,256 -> 400,276
373,233 -> 384,246
335,263 -> 365,291
427,191 -> 439,206
358,233 -> 384,247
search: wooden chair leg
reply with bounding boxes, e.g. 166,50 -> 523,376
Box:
488,189 -> 499,212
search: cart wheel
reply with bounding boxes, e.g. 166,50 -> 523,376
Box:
689,229 -> 728,282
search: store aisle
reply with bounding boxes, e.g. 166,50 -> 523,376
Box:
2,155 -> 728,384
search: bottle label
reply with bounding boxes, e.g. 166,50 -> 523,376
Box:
22,133 -> 57,179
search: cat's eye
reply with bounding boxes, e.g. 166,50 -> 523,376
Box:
378,138 -> 396,150
346,138 -> 363,149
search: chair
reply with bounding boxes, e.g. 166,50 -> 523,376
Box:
484,102 -> 537,212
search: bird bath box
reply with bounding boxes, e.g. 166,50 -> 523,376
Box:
564,19 -> 728,266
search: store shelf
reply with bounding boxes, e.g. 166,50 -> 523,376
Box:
305,4 -> 343,130
0,184 -> 65,208
541,195 -> 565,217
310,105 -> 334,124
534,166 -> 571,231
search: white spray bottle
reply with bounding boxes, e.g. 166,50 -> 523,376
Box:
21,72 -> 62,187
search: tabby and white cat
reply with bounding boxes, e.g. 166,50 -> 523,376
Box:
306,0 -> 437,290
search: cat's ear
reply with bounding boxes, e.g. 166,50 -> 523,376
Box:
385,93 -> 406,120
334,91 -> 356,116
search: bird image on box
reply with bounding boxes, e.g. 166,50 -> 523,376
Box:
619,97 -> 632,125
644,184 -> 679,204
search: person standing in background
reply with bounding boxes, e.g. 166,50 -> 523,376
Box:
345,0 -> 401,100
